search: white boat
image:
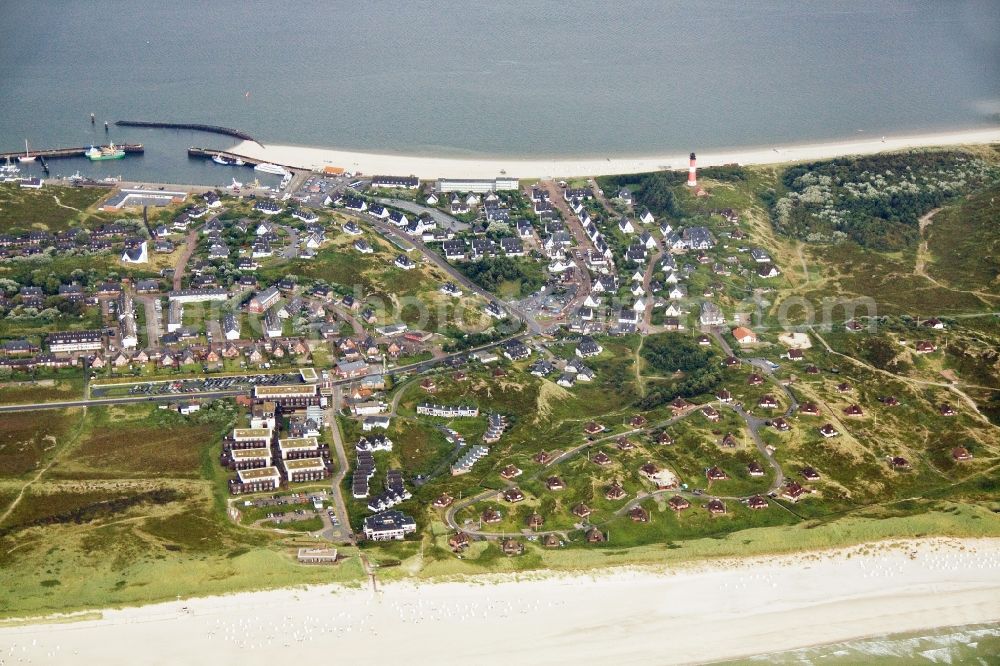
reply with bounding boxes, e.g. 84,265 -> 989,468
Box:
68,171 -> 84,182
213,154 -> 247,167
18,139 -> 36,163
231,177 -> 243,189
0,157 -> 19,175
253,162 -> 289,176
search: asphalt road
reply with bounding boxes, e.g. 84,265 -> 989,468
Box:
359,213 -> 544,334
0,389 -> 247,413
0,335 -> 524,413
375,197 -> 468,232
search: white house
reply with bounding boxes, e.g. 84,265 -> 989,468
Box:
121,241 -> 148,264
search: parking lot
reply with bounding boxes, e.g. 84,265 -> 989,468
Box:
92,372 -> 304,398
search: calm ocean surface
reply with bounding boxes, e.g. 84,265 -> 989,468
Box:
1,0 -> 997,184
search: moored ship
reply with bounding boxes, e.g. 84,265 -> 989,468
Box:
212,153 -> 245,166
253,162 -> 289,176
85,142 -> 126,161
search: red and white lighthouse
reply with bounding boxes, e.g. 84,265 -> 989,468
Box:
687,152 -> 697,187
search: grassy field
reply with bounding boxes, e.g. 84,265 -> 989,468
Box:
0,183 -> 110,233
924,184 -> 1000,293
0,408 -> 82,479
0,377 -> 84,405
0,401 -> 367,619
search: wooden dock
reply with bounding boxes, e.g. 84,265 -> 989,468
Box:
0,144 -> 144,161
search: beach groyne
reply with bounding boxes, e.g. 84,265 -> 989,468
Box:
116,121 -> 261,145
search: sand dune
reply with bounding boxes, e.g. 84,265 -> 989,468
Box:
2,538 -> 998,665
230,127 -> 1000,180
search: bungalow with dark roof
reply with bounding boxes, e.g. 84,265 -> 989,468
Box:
952,447 -> 972,461
747,495 -> 769,510
706,466 -> 728,481
819,423 -> 839,438
432,494 -> 454,508
706,499 -> 726,515
628,506 -> 649,523
501,538 -> 524,555
757,394 -> 778,409
503,488 -> 525,503
448,532 -> 471,551
668,495 -> 690,512
604,481 -> 626,500
781,481 -> 807,501
482,508 -> 502,524
889,456 -> 911,470
592,451 -> 612,466
533,450 -> 553,465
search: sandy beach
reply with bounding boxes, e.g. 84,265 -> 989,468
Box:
230,127 -> 1000,180
1,537 -> 998,665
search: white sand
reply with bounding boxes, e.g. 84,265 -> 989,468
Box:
231,127 -> 1000,179
2,537 -> 999,665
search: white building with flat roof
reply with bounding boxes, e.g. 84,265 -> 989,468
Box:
437,177 -> 519,193
277,436 -> 320,459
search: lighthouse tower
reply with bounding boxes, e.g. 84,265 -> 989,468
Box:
687,152 -> 697,187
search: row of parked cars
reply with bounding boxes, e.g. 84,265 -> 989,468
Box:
125,372 -> 303,395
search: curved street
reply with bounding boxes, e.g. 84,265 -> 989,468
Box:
442,370 -> 799,539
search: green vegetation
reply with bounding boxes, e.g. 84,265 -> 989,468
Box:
261,516 -> 323,532
767,149 -> 999,250
636,333 -> 723,408
0,183 -> 110,233
459,256 -> 545,298
924,184 -> 1000,292
0,401 -> 367,619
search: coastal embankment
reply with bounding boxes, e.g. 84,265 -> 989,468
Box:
115,120 -> 260,144
226,127 -> 1000,179
2,537 -> 998,665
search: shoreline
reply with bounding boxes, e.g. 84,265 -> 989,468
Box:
230,127 -> 1000,179
2,537 -> 998,664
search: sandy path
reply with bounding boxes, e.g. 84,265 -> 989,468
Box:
172,229 -> 199,291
